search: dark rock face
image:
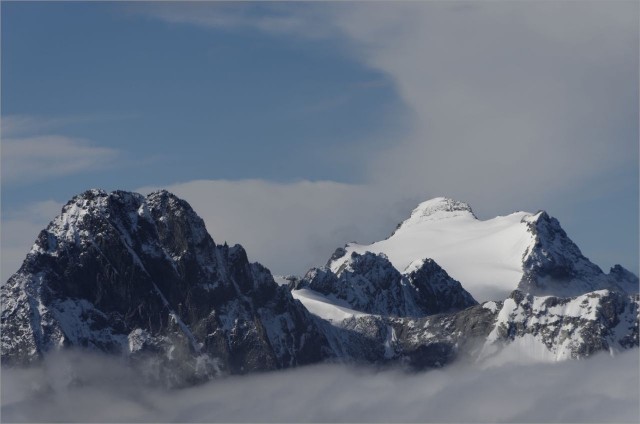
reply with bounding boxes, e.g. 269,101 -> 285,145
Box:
519,212 -> 638,297
1,190 -> 331,384
404,258 -> 478,315
295,252 -> 477,317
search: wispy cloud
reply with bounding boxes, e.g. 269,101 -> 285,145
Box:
131,2 -> 336,40
1,135 -> 119,184
0,115 -> 63,138
1,113 -> 137,138
1,114 -> 121,184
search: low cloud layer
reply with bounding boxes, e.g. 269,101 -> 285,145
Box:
2,350 -> 638,423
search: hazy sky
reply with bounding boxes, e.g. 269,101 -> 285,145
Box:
2,1 -> 638,281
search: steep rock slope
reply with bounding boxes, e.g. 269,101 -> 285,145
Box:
1,189 -> 331,384
328,197 -> 638,301
518,212 -> 638,297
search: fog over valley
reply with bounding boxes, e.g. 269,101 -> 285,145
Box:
2,349 -> 638,423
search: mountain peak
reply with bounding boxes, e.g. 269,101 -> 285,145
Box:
411,197 -> 475,219
395,197 -> 476,232
412,197 -> 472,214
147,189 -> 179,202
3,188 -> 332,378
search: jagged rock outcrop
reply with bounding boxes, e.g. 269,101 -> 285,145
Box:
1,189 -> 332,385
316,288 -> 639,369
483,289 -> 639,358
404,258 -> 479,314
294,252 -> 477,317
519,211 -> 639,297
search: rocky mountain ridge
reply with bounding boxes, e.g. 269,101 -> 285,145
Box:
1,190 -> 638,385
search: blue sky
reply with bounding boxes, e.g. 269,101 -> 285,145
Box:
2,2 -> 405,194
2,1 -> 638,281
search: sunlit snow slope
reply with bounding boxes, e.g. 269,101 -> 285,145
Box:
291,289 -> 367,322
329,198 -> 537,302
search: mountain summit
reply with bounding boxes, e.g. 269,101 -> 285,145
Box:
1,189 -> 331,384
397,197 -> 476,228
327,198 -> 637,302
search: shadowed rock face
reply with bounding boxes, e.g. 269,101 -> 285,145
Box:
1,189 -> 332,385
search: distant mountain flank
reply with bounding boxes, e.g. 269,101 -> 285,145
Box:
2,190 -> 638,385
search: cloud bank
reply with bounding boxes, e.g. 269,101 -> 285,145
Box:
130,1 -> 638,275
139,1 -> 638,211
2,349 -> 638,423
335,2 -> 638,206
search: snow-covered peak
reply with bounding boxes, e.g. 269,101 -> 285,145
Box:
146,189 -> 183,208
24,188 -> 221,285
328,198 -> 638,302
413,197 -> 474,215
65,189 -> 146,212
38,189 -> 143,252
330,201 -> 534,301
394,197 -> 476,233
